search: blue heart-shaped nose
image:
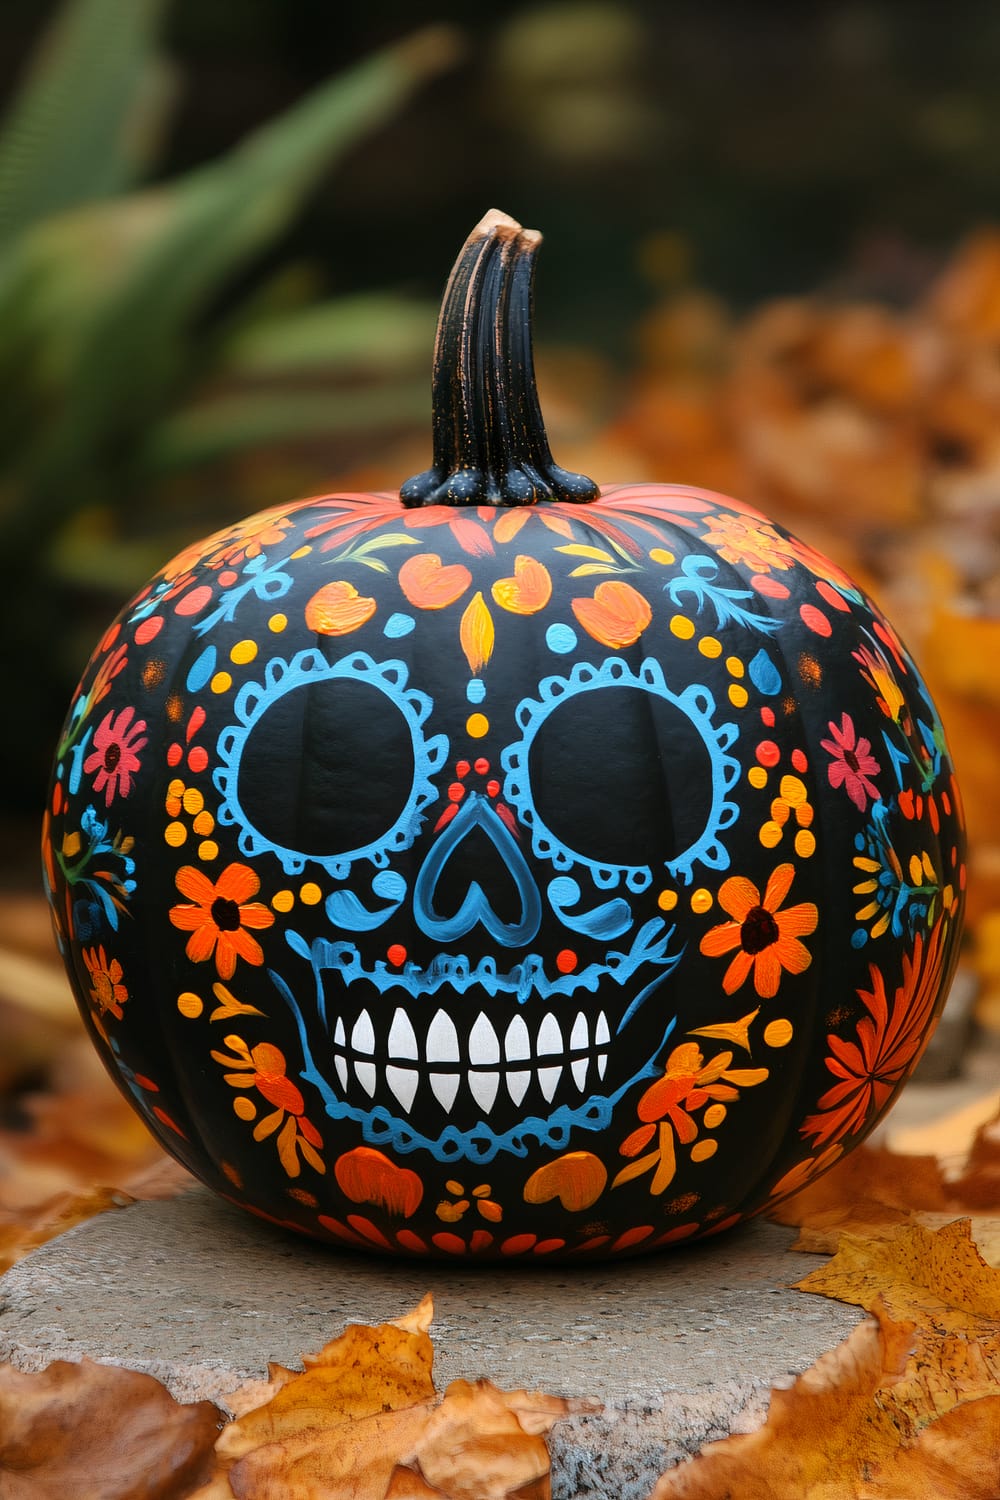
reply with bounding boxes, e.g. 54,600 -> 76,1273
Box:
413,792 -> 541,946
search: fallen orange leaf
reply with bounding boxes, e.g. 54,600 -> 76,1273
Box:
0,1357 -> 222,1499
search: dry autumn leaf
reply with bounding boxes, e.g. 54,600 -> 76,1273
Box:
0,1357 -> 222,1500
188,1294 -> 582,1500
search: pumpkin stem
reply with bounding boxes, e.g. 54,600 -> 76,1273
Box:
400,209 -> 599,507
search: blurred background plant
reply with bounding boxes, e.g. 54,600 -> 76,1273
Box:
3,0 -> 1000,1049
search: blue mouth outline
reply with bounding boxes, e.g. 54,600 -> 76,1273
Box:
273,919 -> 683,1164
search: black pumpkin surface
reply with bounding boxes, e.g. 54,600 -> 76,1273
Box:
43,213 -> 966,1260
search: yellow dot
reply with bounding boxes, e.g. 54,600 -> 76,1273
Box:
657,889 -> 678,912
691,1139 -> 718,1163
198,840 -> 219,862
779,774 -> 807,807
795,828 -> 817,859
193,809 -> 215,835
764,1018 -> 794,1048
466,712 -> 489,738
233,1096 -> 257,1121
210,671 -> 233,694
725,656 -> 745,678
908,854 -> 924,886
165,821 -> 187,847
759,820 -> 784,849
269,613 -> 288,632
795,802 -> 814,828
272,889 -> 295,913
650,547 -> 675,565
182,786 -> 204,815
167,778 -> 186,799
690,888 -> 713,915
748,765 -> 768,789
698,636 -> 722,658
300,882 -> 323,906
728,684 -> 749,708
230,639 -> 258,665
704,1103 -> 727,1129
290,545 -> 312,560
670,615 -> 695,639
177,992 -> 203,1019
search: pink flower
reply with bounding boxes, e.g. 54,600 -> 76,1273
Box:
820,712 -> 881,812
83,706 -> 148,805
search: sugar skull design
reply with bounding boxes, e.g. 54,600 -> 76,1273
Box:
43,213 -> 966,1259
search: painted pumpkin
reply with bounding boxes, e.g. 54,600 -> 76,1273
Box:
43,211 -> 966,1260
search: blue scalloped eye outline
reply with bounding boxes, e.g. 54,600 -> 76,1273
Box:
214,648 -> 448,878
500,656 -> 741,890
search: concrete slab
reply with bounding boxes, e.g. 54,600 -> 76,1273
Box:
0,1185 -> 863,1498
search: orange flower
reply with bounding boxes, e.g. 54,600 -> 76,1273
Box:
699,512 -> 797,572
802,920 -> 945,1147
82,945 -> 128,1020
169,862 -> 274,979
700,864 -> 818,998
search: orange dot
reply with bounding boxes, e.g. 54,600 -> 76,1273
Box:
466,713 -> 489,738
456,760 -> 471,777
556,949 -> 578,974
187,745 -> 209,774
756,740 -> 780,768
448,782 -> 465,802
760,707 -> 776,726
816,580 -> 851,612
167,743 -> 183,767
474,757 -> 490,774
791,748 -> 808,772
486,779 -> 500,797
387,944 -> 407,967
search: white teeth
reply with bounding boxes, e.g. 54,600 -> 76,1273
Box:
570,1013 -> 588,1051
469,1071 -> 499,1113
355,1060 -> 377,1096
505,1015 -> 531,1061
469,1013 -> 500,1066
426,1009 -> 460,1064
334,1055 -> 348,1091
571,1057 -> 589,1091
537,1013 -> 561,1056
597,1053 -> 608,1080
351,1011 -> 375,1055
429,1073 -> 460,1112
386,1065 -> 418,1112
388,1009 -> 419,1059
334,1017 -> 346,1047
595,1011 -> 610,1047
538,1065 -> 563,1102
506,1070 -> 530,1105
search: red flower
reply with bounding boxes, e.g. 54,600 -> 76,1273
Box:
169,862 -> 274,979
83,706 -> 147,805
820,712 -> 881,812
802,919 -> 946,1147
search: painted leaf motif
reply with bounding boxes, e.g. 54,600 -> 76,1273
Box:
459,590 -> 494,674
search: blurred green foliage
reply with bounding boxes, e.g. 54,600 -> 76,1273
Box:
0,0 -> 452,803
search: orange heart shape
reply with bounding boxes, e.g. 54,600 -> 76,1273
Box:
491,554 -> 553,615
523,1151 -> 607,1212
304,580 -> 376,635
335,1146 -> 424,1217
572,580 -> 652,648
399,552 -> 472,609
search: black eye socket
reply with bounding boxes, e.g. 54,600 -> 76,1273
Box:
237,677 -> 415,859
525,684 -> 713,871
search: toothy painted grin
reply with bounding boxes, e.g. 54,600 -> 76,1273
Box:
273,920 -> 683,1160
331,1004 -> 611,1117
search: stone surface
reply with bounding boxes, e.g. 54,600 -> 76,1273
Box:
0,1185 -> 864,1498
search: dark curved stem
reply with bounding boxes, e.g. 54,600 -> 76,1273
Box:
400,210 -> 599,508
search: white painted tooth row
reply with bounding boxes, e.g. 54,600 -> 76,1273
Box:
331,1006 -> 611,1114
